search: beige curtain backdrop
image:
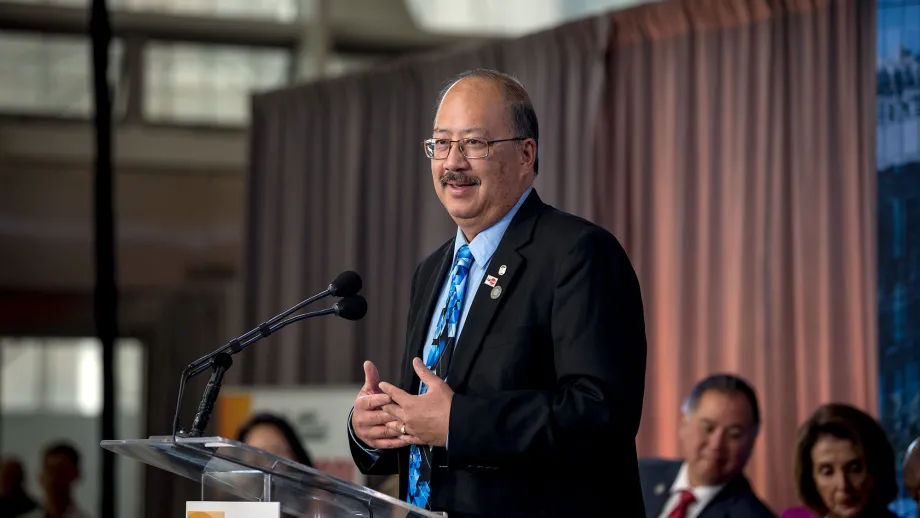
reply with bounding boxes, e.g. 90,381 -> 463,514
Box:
239,0 -> 877,512
594,0 -> 878,510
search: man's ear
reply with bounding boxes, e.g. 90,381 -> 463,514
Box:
519,138 -> 537,171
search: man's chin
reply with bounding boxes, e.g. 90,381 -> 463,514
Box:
443,199 -> 480,218
693,466 -> 729,486
448,209 -> 479,222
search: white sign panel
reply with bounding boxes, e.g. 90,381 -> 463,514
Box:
186,501 -> 279,518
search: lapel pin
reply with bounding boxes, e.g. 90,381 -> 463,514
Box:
498,265 -> 507,275
484,275 -> 498,287
490,286 -> 502,299
654,483 -> 666,495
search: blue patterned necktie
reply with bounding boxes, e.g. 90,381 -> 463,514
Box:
408,244 -> 474,509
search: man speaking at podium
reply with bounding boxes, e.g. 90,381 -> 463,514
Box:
347,69 -> 648,517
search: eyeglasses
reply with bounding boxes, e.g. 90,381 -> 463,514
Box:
423,137 -> 528,160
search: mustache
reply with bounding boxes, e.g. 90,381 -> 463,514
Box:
439,171 -> 481,186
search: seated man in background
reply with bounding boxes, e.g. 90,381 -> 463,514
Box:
639,374 -> 775,518
22,442 -> 89,518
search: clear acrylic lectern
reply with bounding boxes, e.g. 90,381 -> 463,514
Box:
101,435 -> 443,518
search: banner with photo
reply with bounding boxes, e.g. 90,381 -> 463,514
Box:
878,1 -> 920,515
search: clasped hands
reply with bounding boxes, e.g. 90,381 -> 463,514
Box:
351,358 -> 453,449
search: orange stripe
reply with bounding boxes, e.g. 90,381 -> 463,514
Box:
187,512 -> 224,518
216,393 -> 252,440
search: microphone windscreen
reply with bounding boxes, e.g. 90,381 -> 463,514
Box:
334,295 -> 367,321
330,271 -> 362,297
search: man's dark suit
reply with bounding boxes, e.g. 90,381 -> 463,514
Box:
638,458 -> 775,518
349,190 -> 647,517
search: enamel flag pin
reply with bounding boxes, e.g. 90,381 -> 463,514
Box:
484,275 -> 498,287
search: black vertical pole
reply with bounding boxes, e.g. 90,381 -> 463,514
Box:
89,0 -> 116,517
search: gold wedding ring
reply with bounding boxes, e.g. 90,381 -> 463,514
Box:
401,424 -> 406,435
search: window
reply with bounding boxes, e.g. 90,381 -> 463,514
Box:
0,31 -> 122,116
1,337 -> 144,414
7,0 -> 300,22
1,337 -> 146,518
145,42 -> 289,124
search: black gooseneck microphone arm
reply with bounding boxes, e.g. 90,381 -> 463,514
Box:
186,270 -> 362,379
171,289 -> 367,439
171,298 -> 329,439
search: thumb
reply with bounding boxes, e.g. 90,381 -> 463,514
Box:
363,360 -> 380,393
413,357 -> 440,385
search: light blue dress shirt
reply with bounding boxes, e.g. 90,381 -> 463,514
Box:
420,185 -> 533,383
350,186 -> 533,457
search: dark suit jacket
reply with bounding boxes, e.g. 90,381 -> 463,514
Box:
638,458 -> 776,518
349,190 -> 648,517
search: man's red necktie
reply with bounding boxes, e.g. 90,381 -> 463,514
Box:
666,489 -> 697,518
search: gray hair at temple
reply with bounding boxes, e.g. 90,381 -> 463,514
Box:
434,69 -> 540,176
681,373 -> 762,434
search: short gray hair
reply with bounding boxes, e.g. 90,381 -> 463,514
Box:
434,69 -> 540,175
681,373 -> 761,433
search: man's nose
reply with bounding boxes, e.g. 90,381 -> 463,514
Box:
443,141 -> 470,170
707,429 -> 726,451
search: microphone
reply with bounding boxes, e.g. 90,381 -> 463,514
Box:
269,295 -> 367,328
334,295 -> 367,320
185,271 -> 363,379
171,272 -> 365,438
330,270 -> 362,297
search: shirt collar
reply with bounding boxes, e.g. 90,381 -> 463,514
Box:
670,462 -> 727,510
453,186 -> 533,265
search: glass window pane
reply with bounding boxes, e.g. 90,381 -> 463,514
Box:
0,31 -> 122,116
117,338 -> 145,415
44,339 -> 97,415
145,42 -> 289,125
1,339 -> 42,411
0,336 -> 146,518
8,0 -> 299,21
1,337 -> 145,414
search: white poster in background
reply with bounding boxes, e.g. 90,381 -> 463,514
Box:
186,501 -> 279,518
218,385 -> 363,485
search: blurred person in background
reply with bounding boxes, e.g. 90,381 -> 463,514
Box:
237,412 -> 314,468
22,442 -> 88,518
638,373 -> 775,518
783,403 -> 898,518
0,457 -> 38,517
237,413 -> 321,517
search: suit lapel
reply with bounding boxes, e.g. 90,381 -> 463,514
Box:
400,241 -> 453,392
445,191 -> 544,389
649,461 -> 682,516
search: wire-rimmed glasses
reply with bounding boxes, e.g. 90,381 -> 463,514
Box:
423,137 -> 528,159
